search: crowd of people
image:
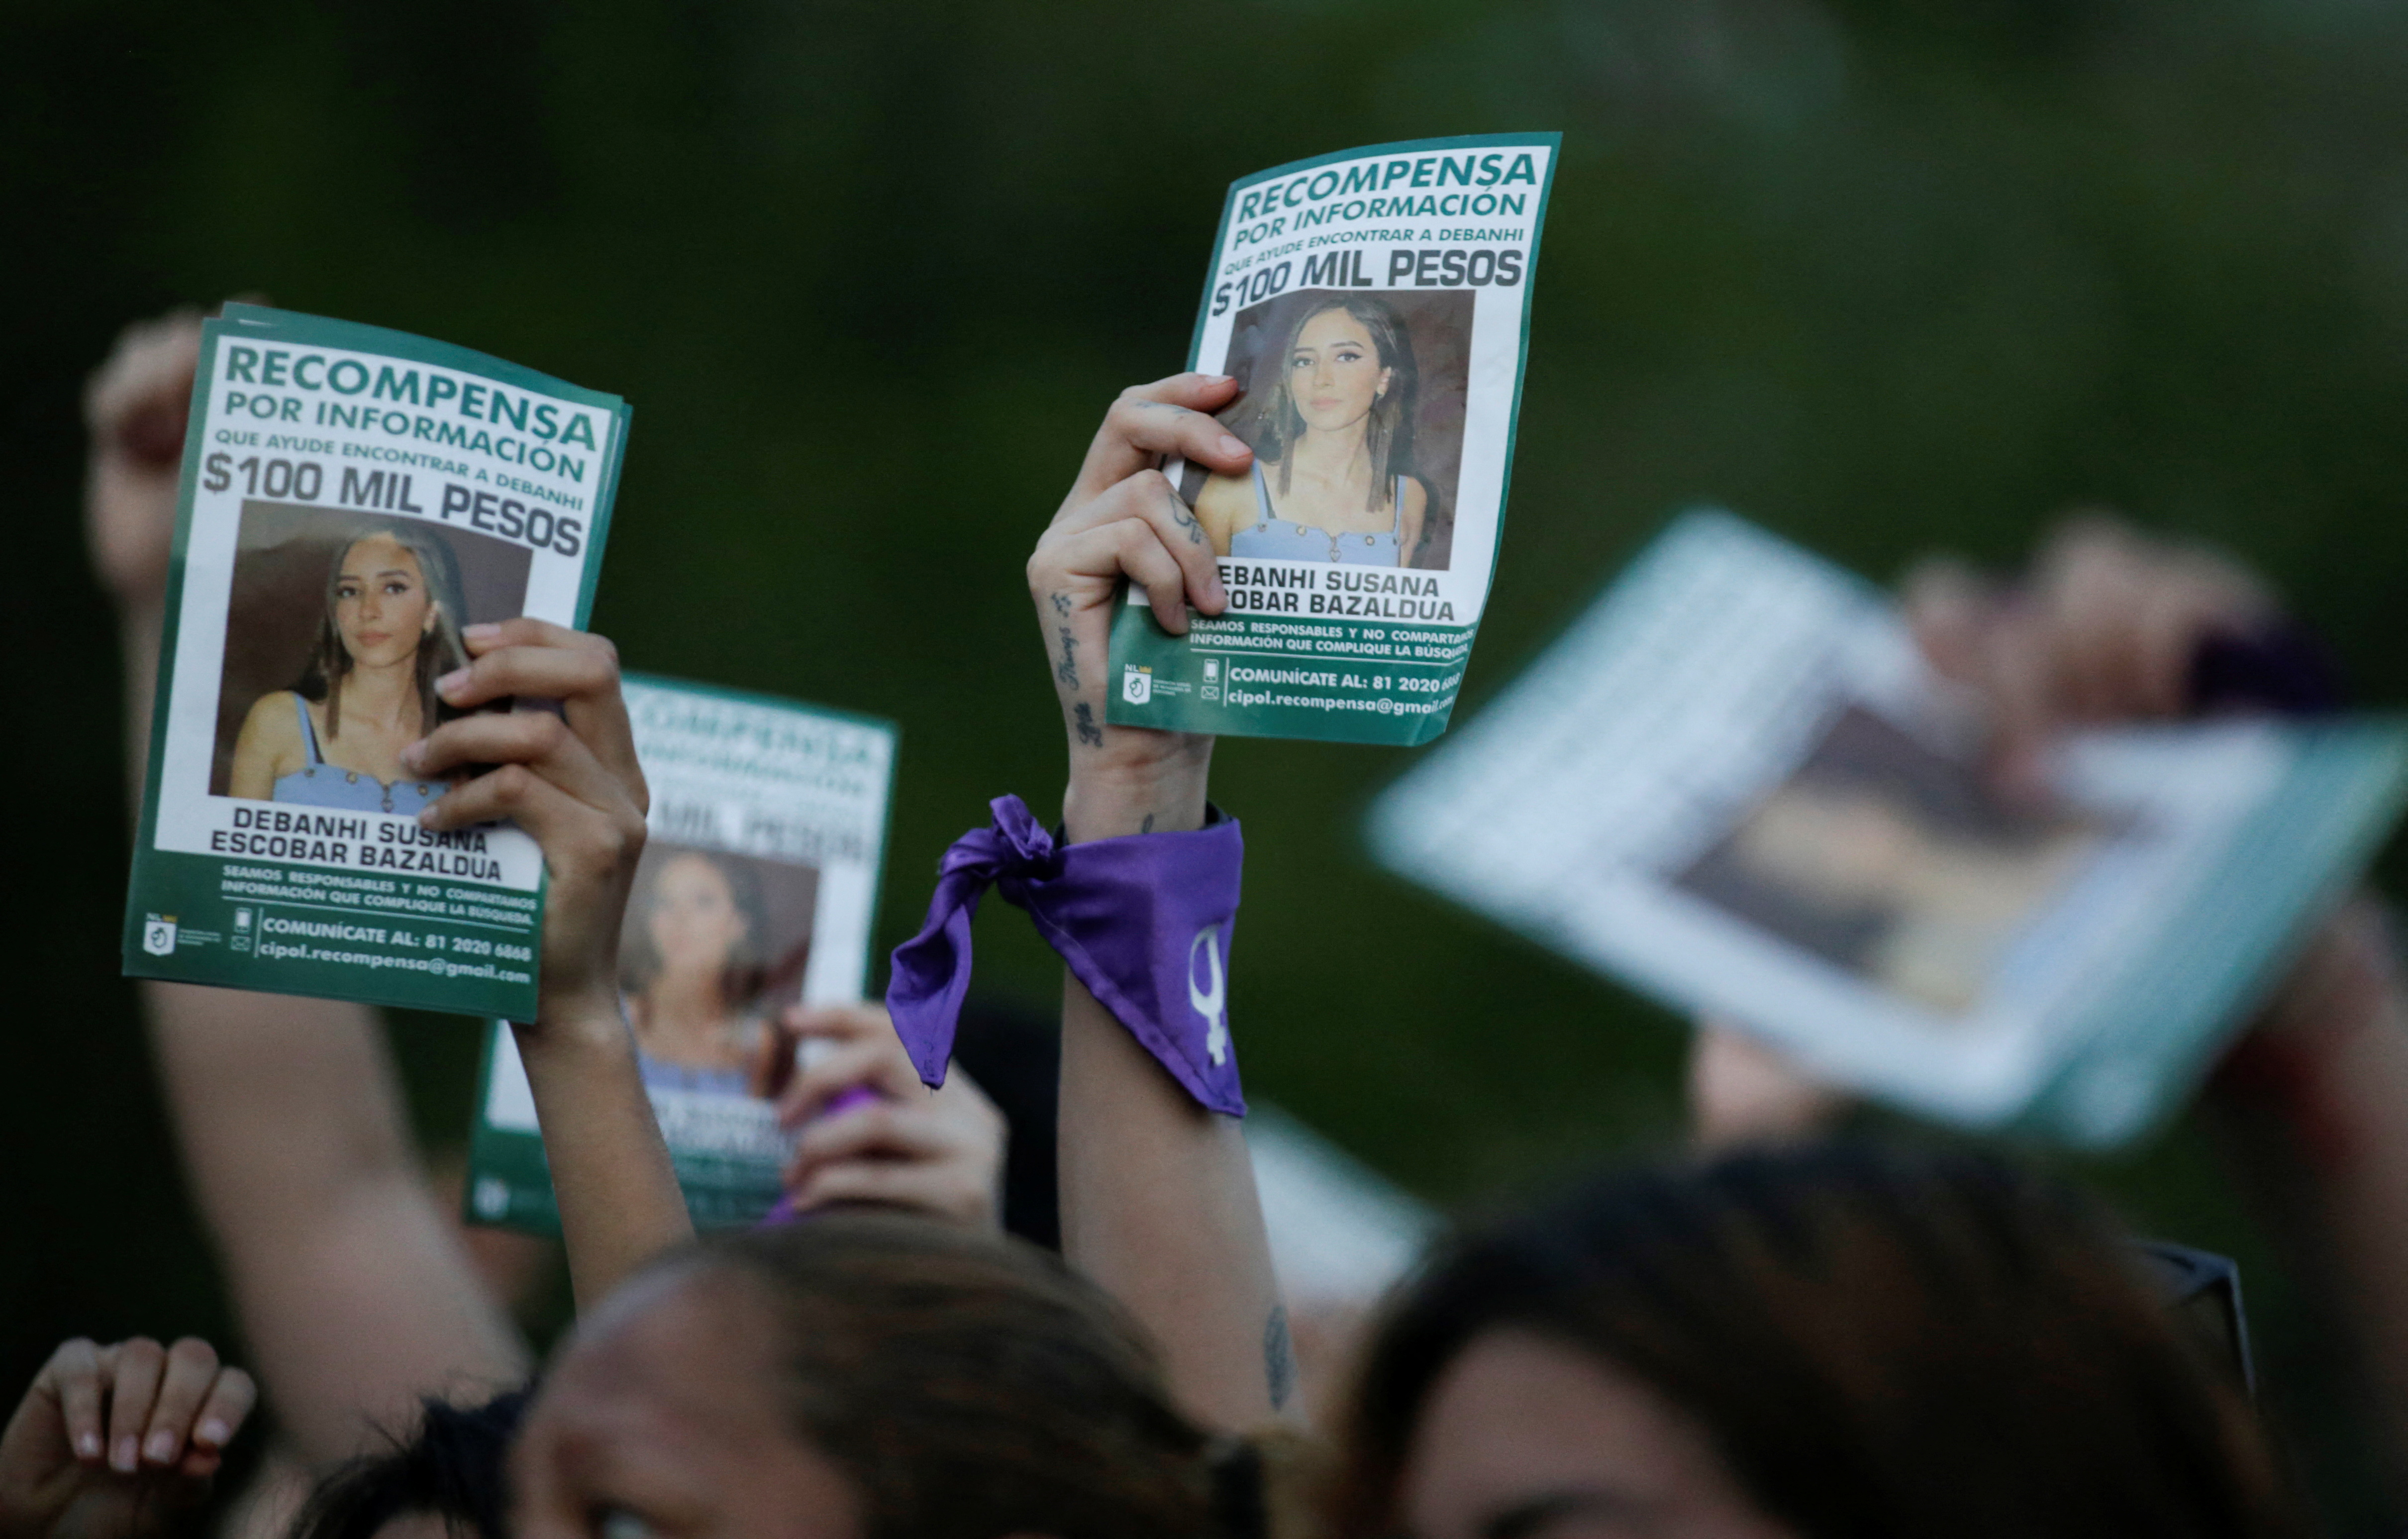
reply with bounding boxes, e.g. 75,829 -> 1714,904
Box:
7,308 -> 2408,1539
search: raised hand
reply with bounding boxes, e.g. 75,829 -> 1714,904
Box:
1029,378 -> 1285,1431
1905,515 -> 2272,796
83,310 -> 205,613
0,1338 -> 255,1539
404,618 -> 649,1023
401,618 -> 687,1306
1027,373 -> 1253,839
774,1004 -> 1007,1228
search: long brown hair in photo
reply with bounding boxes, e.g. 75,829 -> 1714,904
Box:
295,519 -> 473,741
1254,294 -> 1420,513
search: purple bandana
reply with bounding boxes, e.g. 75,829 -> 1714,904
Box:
886,795 -> 1245,1116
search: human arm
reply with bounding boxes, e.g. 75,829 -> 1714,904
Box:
1687,1017 -> 1852,1150
0,1338 -> 256,1539
408,620 -> 692,1311
1692,522 -> 2408,1500
1397,476 -> 1427,567
225,693 -> 301,801
774,1003 -> 1007,1228
1915,520 -> 2408,1483
2216,902 -> 2408,1457
87,310 -> 526,1463
1029,375 -> 1290,1429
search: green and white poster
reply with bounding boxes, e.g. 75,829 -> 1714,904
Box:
120,304 -> 629,1021
1107,133 -> 1559,746
1369,512 -> 2408,1147
466,675 -> 897,1232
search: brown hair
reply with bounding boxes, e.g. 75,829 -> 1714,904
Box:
1254,294 -> 1420,513
1328,1141 -> 2292,1539
701,1216 -> 1272,1539
294,519 -> 472,740
288,1388 -> 527,1539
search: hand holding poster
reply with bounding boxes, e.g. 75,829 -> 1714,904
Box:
121,305 -> 629,1021
467,675 -> 898,1231
1107,135 -> 1559,745
1370,513 -> 2408,1146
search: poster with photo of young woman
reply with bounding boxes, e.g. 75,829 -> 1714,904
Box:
1108,133 -> 1559,747
467,674 -> 898,1231
122,303 -> 629,1020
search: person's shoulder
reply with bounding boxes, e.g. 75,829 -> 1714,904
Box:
238,690 -> 304,747
242,688 -> 302,723
1198,466 -> 1256,504
1196,466 -> 1257,529
1399,474 -> 1430,513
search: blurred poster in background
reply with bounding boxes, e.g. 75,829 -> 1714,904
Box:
469,675 -> 896,1230
1370,513 -> 2408,1145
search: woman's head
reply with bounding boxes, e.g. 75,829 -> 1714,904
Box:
622,849 -> 772,1007
510,1217 -> 1248,1539
1332,1142 -> 2287,1539
1256,296 -> 1419,510
298,521 -> 472,739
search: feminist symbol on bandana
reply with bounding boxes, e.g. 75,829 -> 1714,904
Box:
1188,923 -> 1229,1067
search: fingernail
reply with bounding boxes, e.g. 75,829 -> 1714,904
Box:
111,1436 -> 139,1473
435,668 -> 471,698
417,807 -> 437,828
1203,372 -> 1233,384
76,1432 -> 101,1460
463,622 -> 501,643
399,739 -> 425,772
196,1420 -> 230,1449
1217,434 -> 1251,459
144,1431 -> 179,1464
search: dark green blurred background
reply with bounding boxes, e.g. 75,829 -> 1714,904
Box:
8,0 -> 2408,1528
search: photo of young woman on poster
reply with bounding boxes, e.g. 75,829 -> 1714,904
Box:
620,845 -> 815,1096
1674,706 -> 2109,1017
225,521 -> 471,815
1195,293 -> 1434,567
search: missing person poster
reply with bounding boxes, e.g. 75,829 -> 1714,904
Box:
1107,134 -> 1559,746
120,304 -> 629,1021
1368,513 -> 2408,1146
465,675 -> 897,1231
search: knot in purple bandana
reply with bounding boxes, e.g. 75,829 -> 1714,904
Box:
886,795 -> 1245,1116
